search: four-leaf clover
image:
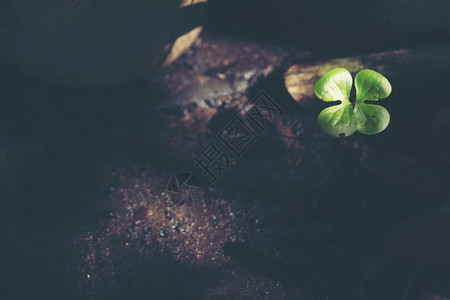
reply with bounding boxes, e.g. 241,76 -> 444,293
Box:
314,68 -> 392,137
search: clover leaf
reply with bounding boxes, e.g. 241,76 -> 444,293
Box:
315,68 -> 392,137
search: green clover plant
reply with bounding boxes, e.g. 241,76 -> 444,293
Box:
314,68 -> 392,137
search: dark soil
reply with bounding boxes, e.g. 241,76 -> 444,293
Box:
1,32 -> 450,300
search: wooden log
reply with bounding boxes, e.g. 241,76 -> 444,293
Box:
284,43 -> 450,108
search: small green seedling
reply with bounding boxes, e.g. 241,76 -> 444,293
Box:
314,68 -> 392,137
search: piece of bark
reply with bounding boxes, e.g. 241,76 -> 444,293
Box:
162,0 -> 208,66
285,43 -> 450,108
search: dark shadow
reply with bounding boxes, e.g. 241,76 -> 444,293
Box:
0,59 -> 192,299
223,241 -> 367,299
206,0 -> 450,55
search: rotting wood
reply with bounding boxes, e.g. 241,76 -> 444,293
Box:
285,43 -> 450,107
